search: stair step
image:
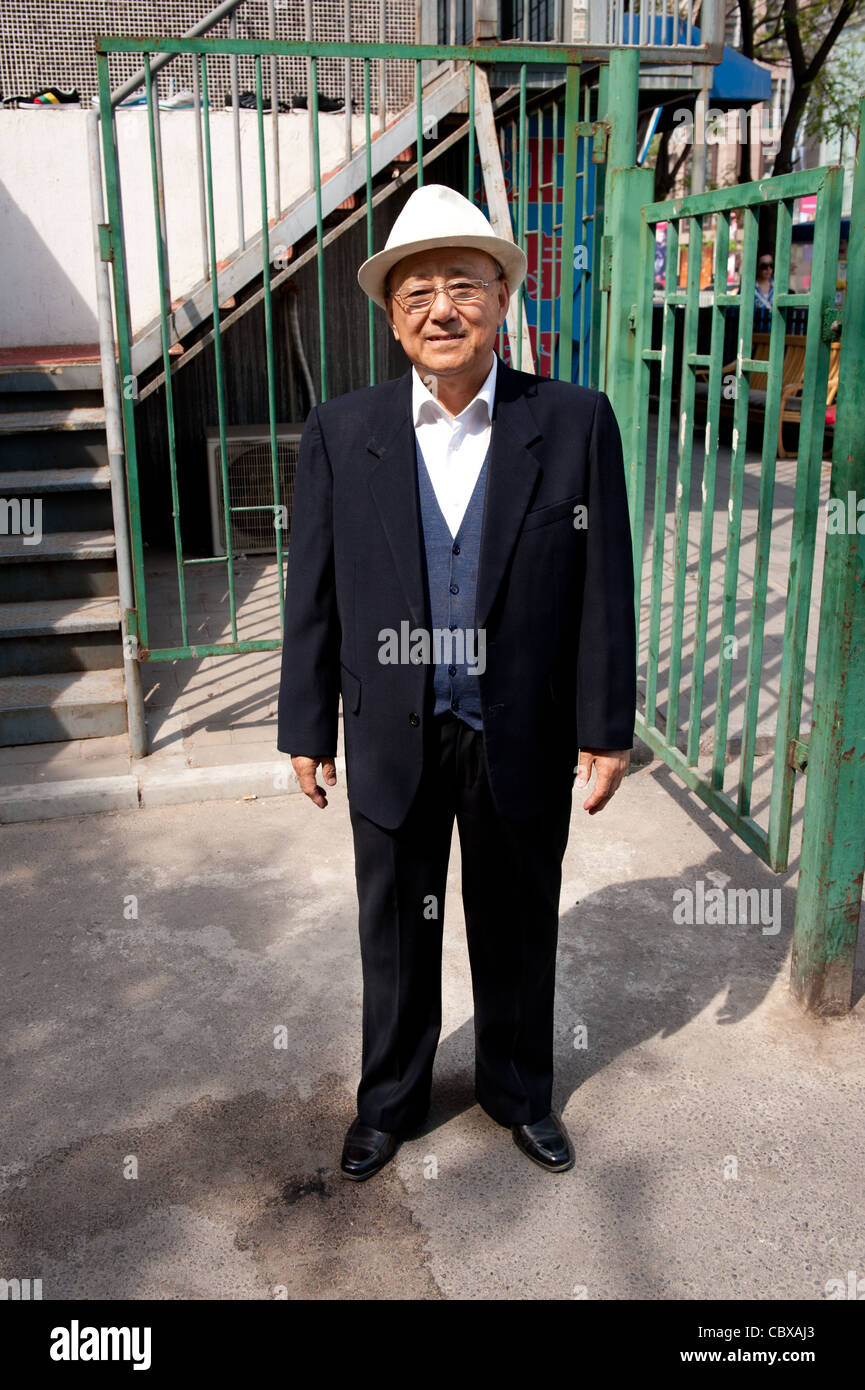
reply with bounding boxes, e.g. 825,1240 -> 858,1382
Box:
0,436 -> 108,471
0,466 -> 111,493
0,366 -> 104,393
0,407 -> 106,434
0,670 -> 127,744
0,531 -> 116,563
0,345 -> 102,395
0,669 -> 126,708
0,345 -> 100,369
0,597 -> 121,638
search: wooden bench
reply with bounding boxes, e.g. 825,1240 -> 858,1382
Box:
695,332 -> 841,458
775,336 -> 841,457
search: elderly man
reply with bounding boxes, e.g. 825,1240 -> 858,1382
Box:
278,184 -> 636,1180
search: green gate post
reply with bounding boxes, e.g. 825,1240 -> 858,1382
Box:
599,52 -> 649,414
791,109 -> 865,1015
598,51 -> 653,542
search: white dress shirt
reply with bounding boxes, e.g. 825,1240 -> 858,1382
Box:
412,350 -> 497,539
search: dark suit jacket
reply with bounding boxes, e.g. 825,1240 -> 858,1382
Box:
277,351 -> 637,829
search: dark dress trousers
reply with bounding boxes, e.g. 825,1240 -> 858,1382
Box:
277,351 -> 637,1130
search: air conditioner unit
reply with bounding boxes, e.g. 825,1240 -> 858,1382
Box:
205,424 -> 303,556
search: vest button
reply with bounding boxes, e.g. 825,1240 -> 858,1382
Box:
449,583 -> 459,594
448,665 -> 457,676
409,712 -> 420,727
452,543 -> 460,555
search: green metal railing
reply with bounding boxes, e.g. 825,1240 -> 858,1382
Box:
790,102 -> 865,1014
629,166 -> 844,875
620,146 -> 864,1012
96,35 -> 601,664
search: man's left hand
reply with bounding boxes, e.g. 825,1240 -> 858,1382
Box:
574,748 -> 630,814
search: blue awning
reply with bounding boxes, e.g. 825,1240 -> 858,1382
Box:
708,41 -> 772,103
622,15 -> 772,103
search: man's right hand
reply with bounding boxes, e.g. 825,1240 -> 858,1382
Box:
290,755 -> 337,809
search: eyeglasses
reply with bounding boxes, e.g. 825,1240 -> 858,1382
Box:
758,260 -> 774,270
389,275 -> 502,313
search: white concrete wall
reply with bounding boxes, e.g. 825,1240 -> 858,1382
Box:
0,107 -> 370,349
1,111 -> 99,349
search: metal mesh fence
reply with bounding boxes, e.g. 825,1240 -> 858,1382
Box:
0,1 -> 417,110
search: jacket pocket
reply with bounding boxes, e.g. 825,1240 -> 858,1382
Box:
522,492 -> 584,531
340,662 -> 361,715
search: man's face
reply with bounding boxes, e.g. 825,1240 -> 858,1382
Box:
384,247 -> 510,380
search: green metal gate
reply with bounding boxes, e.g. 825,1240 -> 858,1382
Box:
630,165 -> 843,873
620,127 -> 865,1013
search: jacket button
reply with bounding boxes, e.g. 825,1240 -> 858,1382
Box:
409,712 -> 420,727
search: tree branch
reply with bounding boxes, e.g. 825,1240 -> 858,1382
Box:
782,0 -> 807,78
738,0 -> 754,57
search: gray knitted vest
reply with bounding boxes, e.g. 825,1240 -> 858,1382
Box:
415,433 -> 489,730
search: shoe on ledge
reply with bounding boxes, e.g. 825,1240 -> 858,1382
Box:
340,1117 -> 401,1181
512,1111 -> 575,1172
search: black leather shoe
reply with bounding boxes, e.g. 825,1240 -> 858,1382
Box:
512,1111 -> 575,1172
340,1117 -> 401,1181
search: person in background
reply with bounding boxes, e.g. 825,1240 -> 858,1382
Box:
754,251 -> 774,311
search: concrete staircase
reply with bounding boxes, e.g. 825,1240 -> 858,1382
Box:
0,371 -> 127,746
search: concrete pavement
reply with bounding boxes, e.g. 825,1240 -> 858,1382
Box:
1,753 -> 863,1300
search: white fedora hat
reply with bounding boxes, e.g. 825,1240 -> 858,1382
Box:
357,183 -> 527,311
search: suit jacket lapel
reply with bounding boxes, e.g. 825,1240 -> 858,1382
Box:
475,355 -> 542,629
366,367 -> 428,629
366,352 -> 543,635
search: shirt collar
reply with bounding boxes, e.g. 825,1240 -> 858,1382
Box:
412,350 -> 497,429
